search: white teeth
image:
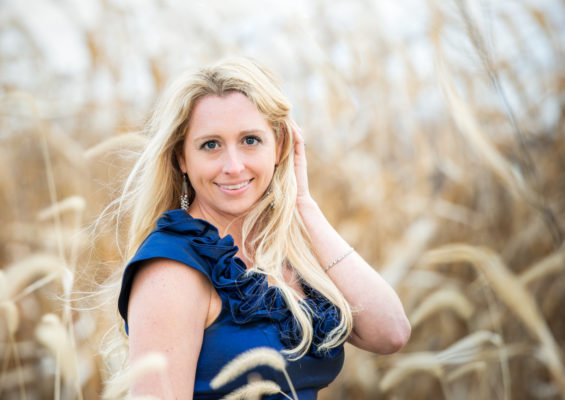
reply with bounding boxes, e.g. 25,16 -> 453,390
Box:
219,180 -> 250,190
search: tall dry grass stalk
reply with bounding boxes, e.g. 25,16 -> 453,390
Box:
420,244 -> 565,397
1,0 -> 564,399
379,330 -> 509,398
409,289 -> 474,329
519,243 -> 565,286
211,347 -> 297,400
220,381 -> 284,400
35,314 -> 78,385
102,352 -> 167,400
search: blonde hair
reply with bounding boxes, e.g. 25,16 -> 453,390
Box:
116,57 -> 352,359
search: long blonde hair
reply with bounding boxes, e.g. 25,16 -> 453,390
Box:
117,57 -> 353,359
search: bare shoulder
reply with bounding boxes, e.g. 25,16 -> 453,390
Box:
130,257 -> 212,297
128,257 -> 213,333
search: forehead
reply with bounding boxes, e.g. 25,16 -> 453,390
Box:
187,92 -> 271,138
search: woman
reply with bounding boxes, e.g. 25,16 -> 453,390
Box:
116,57 -> 410,399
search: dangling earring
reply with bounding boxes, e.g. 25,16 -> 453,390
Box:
267,188 -> 274,209
180,173 -> 190,211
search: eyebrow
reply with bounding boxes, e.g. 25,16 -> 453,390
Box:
238,129 -> 267,136
192,129 -> 267,142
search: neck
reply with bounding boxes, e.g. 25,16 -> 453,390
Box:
188,201 -> 246,248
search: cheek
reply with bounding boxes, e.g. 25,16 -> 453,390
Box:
256,149 -> 276,166
189,163 -> 216,182
258,154 -> 277,181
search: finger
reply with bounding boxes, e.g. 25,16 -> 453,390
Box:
290,121 -> 307,159
289,121 -> 310,198
290,120 -> 305,145
290,121 -> 308,172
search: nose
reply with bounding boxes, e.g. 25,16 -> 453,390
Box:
222,147 -> 245,175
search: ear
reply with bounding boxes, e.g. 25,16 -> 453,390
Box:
175,143 -> 187,173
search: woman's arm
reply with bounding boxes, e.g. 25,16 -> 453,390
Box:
291,122 -> 411,354
127,258 -> 213,399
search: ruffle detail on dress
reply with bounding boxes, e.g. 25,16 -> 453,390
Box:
155,209 -> 344,359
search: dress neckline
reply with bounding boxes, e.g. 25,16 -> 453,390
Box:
154,208 -> 345,359
164,209 -> 308,299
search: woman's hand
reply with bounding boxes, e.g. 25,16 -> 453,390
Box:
290,120 -> 314,209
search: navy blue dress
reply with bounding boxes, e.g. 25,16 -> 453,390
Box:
118,209 -> 345,399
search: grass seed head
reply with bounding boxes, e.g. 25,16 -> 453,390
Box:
409,289 -> 474,328
102,352 -> 168,400
4,254 -> 65,299
221,380 -> 282,400
35,313 -> 78,382
211,347 -> 287,389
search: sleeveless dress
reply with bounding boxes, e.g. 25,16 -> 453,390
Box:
118,209 -> 346,399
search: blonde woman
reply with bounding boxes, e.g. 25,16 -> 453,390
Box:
116,57 -> 410,399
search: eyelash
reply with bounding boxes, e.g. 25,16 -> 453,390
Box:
243,135 -> 262,146
199,136 -> 262,150
200,140 -> 218,150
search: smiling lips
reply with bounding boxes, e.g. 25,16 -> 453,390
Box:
217,179 -> 253,191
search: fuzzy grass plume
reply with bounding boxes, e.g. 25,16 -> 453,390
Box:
102,352 -> 168,400
211,347 -> 297,400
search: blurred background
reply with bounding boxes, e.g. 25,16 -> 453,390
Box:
1,0 -> 564,399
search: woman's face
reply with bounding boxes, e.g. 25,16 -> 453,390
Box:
177,92 -> 281,219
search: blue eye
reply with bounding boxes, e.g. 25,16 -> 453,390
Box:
202,141 -> 218,150
244,136 -> 261,145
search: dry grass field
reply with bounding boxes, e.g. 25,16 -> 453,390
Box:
1,0 -> 564,399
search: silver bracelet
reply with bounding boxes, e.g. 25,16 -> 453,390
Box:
324,248 -> 354,272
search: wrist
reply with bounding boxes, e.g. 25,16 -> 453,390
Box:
324,247 -> 355,272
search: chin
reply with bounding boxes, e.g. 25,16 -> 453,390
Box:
219,203 -> 256,218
